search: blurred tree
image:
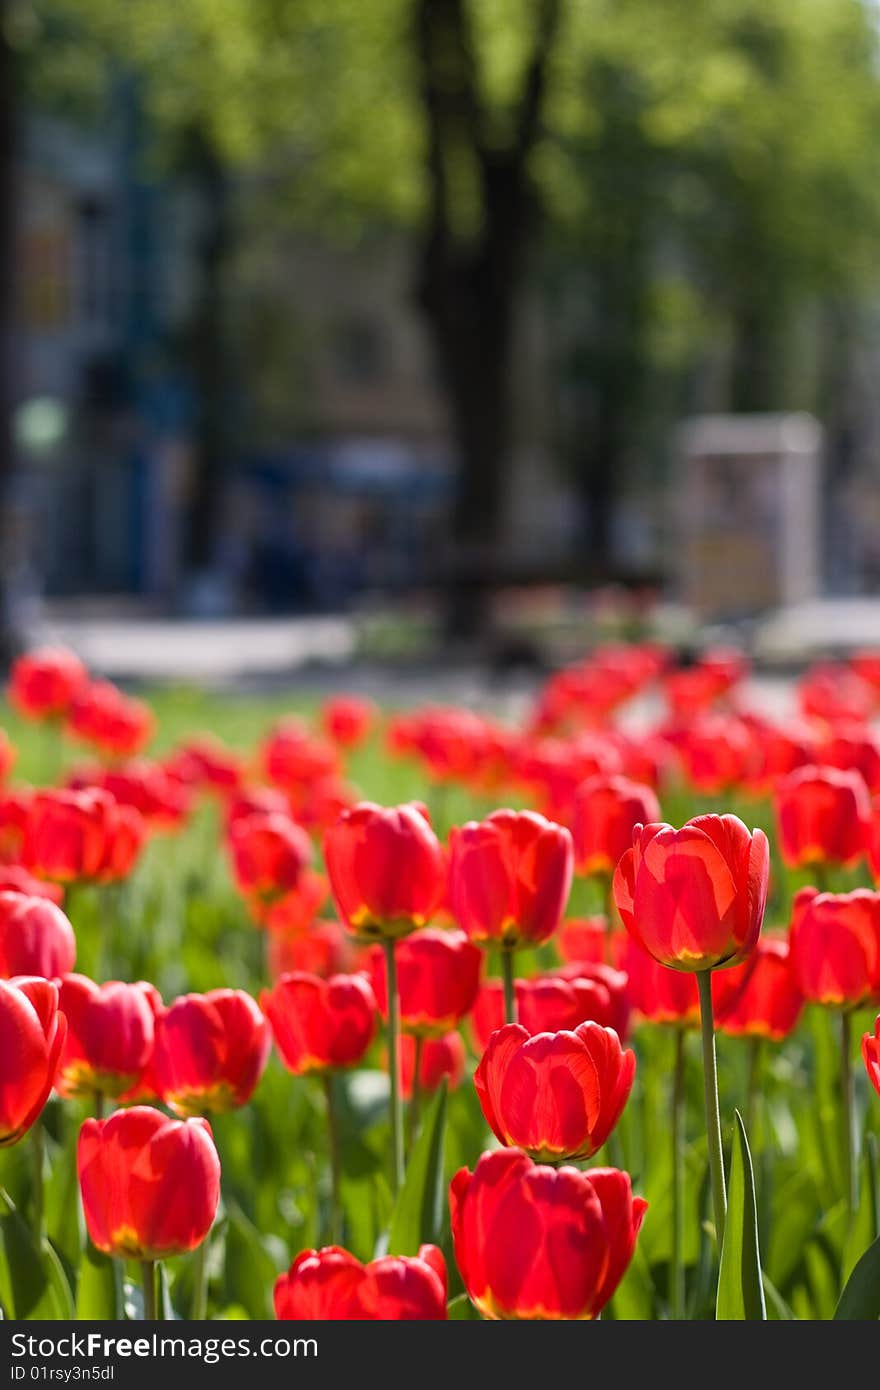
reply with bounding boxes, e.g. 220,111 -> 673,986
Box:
11,0 -> 880,618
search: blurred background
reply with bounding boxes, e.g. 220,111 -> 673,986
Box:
2,0 -> 880,680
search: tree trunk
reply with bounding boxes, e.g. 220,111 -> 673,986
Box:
0,0 -> 20,665
412,0 -> 560,639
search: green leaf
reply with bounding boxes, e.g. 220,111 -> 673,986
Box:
842,1133 -> 879,1283
447,1292 -> 481,1320
221,1205 -> 279,1319
762,1273 -> 796,1320
0,1188 -> 74,1320
834,1232 -> 880,1319
76,1243 -> 122,1320
387,1082 -> 448,1256
716,1111 -> 766,1320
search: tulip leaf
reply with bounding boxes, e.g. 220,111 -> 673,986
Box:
76,1242 -> 123,1320
447,1292 -> 481,1320
0,1188 -> 74,1319
842,1133 -> 879,1284
387,1082 -> 448,1256
834,1231 -> 880,1319
221,1204 -> 277,1319
716,1111 -> 766,1320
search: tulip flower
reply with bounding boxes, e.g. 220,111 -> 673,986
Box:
714,936 -> 803,1042
0,865 -> 63,904
450,1149 -> 646,1320
366,928 -> 481,1037
400,1031 -> 466,1103
261,972 -> 376,1076
164,736 -> 243,794
78,1105 -> 220,1316
789,886 -> 880,1215
571,776 -> 660,942
0,891 -> 75,979
0,976 -> 66,1146
228,811 -> 312,907
152,989 -> 270,1116
472,972 -> 626,1052
67,681 -> 155,760
449,808 -> 573,1032
774,765 -> 870,874
325,801 -> 446,1192
475,1021 -> 635,1162
788,887 -> 880,1008
0,788 -> 35,863
821,725 -> 880,796
275,1244 -> 447,1320
266,919 -> 350,980
557,916 -> 612,965
616,938 -> 699,1029
614,813 -> 769,1245
56,975 -> 161,1102
23,789 -> 110,884
321,695 -> 376,749
863,1016 -> 880,1099
552,960 -> 631,1042
871,797 -> 880,885
8,646 -> 86,721
325,801 -> 446,941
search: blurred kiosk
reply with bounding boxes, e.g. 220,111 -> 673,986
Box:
676,413 -> 822,620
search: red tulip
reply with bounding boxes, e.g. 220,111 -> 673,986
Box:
449,810 -> 573,947
713,936 -> 803,1041
152,989 -> 270,1116
56,975 -> 160,1099
0,730 -> 15,784
67,681 -> 154,760
871,797 -> 880,885
100,761 -> 190,830
263,719 -> 341,790
475,1021 -> 634,1162
261,972 -> 377,1075
863,1016 -> 880,1098
0,892 -> 75,978
0,788 -> 34,863
23,789 -> 109,883
0,865 -> 63,904
743,720 -> 815,796
571,775 -> 660,879
618,937 -> 700,1028
274,1244 -> 447,1320
228,812 -> 312,905
262,871 -> 328,934
820,725 -> 880,796
0,977 -> 66,1146
558,916 -> 611,964
401,1031 -> 466,1099
325,802 -> 446,940
96,802 -> 146,884
788,887 -> 880,1007
774,765 -> 870,870
471,973 -> 623,1052
164,736 -> 243,794
551,960 -> 631,1041
266,919 -> 350,980
799,664 -> 873,725
8,647 -> 86,721
367,929 -> 481,1037
321,696 -> 376,749
674,717 -> 753,795
613,814 -> 769,971
77,1106 -> 220,1258
450,1149 -> 646,1320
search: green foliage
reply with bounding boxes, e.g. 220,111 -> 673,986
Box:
716,1111 -> 766,1320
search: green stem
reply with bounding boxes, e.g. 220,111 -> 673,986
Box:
840,1010 -> 858,1218
745,1036 -> 762,1144
697,970 -> 726,1249
671,1027 -> 686,1321
141,1260 -> 157,1321
500,942 -> 517,1025
191,1241 -> 208,1320
323,1071 -> 343,1244
409,1035 -> 424,1150
94,1091 -> 105,1120
383,939 -> 404,1194
31,1121 -> 44,1243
